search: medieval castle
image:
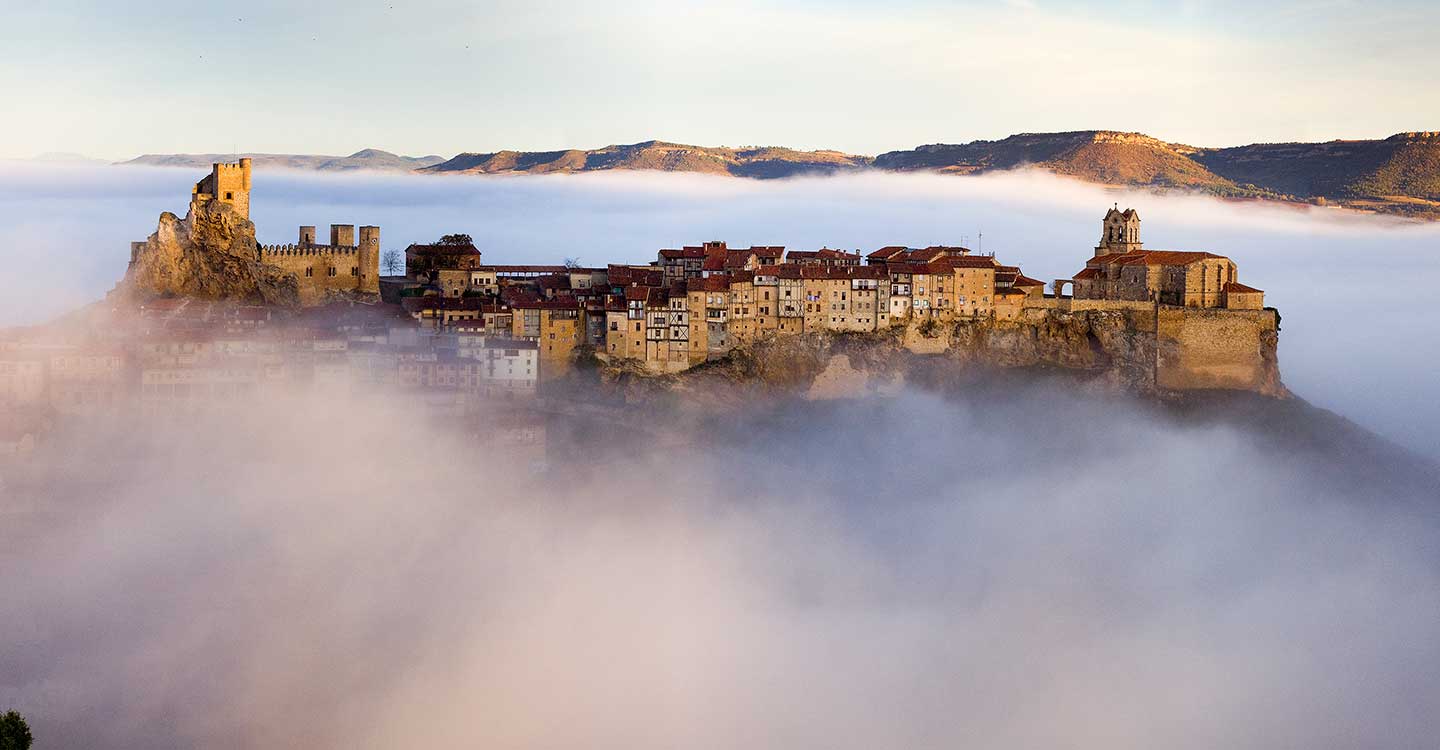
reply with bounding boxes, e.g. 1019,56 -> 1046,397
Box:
187,158 -> 381,304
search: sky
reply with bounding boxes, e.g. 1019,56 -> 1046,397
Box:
2,0 -> 1438,159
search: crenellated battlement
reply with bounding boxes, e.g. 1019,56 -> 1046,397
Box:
260,243 -> 361,256
190,158 -> 252,220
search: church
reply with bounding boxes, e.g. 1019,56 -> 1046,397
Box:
1068,206 -> 1264,310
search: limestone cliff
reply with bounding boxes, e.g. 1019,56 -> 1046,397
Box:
600,308 -> 1285,405
117,200 -> 301,306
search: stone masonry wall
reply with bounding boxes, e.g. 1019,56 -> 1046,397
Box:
1154,307 -> 1283,395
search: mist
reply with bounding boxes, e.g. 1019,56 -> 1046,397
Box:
3,384 -> 1439,750
2,162 -> 1437,455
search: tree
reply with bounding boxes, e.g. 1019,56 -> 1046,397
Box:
381,248 -> 404,275
0,710 -> 33,750
437,233 -> 473,246
563,256 -> 582,269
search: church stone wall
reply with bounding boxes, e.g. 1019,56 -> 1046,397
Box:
1155,307 -> 1281,394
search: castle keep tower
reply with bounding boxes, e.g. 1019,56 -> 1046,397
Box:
330,224 -> 356,247
190,157 -> 252,219
358,226 -> 380,293
1095,205 -> 1142,256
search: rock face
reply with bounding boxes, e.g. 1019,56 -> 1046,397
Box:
118,200 -> 301,306
604,308 -> 1285,404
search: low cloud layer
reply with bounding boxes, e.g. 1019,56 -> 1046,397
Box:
2,163 -> 1436,455
3,385 -> 1439,749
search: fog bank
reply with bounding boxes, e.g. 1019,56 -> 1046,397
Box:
2,387 -> 1439,749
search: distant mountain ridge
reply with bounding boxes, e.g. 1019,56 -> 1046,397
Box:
420,140 -> 873,178
875,131 -> 1239,190
875,130 -> 1440,218
117,131 -> 1440,218
120,149 -> 446,172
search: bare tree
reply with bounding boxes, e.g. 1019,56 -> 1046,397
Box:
563,256 -> 582,269
381,249 -> 404,275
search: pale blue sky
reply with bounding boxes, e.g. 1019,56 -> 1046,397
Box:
2,0 -> 1436,159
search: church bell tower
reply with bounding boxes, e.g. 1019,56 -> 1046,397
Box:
1095,204 -> 1142,257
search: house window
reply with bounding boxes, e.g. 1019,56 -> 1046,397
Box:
224,192 -> 233,200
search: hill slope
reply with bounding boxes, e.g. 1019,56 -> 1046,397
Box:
120,149 -> 447,172
875,131 -> 1258,194
876,130 -> 1440,217
1194,132 -> 1440,213
420,140 -> 873,179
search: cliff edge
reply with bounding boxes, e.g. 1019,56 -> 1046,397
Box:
598,307 -> 1285,405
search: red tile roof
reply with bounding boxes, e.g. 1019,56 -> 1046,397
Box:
659,247 -> 708,260
787,248 -> 861,262
608,265 -> 664,286
1092,250 -> 1225,267
484,264 -> 573,274
1224,281 -> 1264,293
1136,250 -> 1224,265
947,256 -> 999,269
867,246 -> 907,260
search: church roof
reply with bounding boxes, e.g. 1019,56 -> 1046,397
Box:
1091,250 -> 1225,267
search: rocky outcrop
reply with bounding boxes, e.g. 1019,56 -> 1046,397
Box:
603,308 -> 1285,404
116,200 -> 301,306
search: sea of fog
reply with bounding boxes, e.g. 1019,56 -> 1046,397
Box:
3,385 -> 1439,749
1,162 -> 1437,456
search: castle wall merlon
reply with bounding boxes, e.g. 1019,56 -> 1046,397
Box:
260,243 -> 359,255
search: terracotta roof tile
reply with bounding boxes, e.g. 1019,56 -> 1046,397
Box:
867,246 -> 908,260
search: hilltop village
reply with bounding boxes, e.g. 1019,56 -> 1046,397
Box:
393,204 -> 1266,382
0,162 -> 1280,463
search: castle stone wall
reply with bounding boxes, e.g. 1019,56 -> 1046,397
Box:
258,243 -> 375,305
